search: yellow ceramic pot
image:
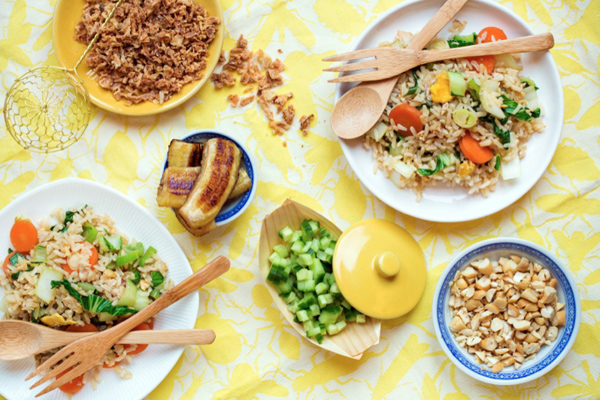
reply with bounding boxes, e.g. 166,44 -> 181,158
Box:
333,219 -> 427,319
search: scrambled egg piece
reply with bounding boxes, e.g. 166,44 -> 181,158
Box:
459,161 -> 476,177
430,72 -> 453,103
40,313 -> 77,327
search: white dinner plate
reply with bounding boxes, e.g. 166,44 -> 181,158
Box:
0,178 -> 198,400
335,0 -> 563,222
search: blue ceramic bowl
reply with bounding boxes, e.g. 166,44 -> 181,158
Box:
164,130 -> 256,226
432,238 -> 580,385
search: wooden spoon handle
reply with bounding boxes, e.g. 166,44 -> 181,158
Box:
419,33 -> 554,63
407,0 -> 470,50
36,329 -> 217,353
117,329 -> 216,345
105,256 -> 230,341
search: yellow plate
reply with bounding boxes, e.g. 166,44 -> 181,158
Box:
52,0 -> 223,116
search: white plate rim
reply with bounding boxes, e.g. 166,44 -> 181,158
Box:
431,237 -> 580,385
0,178 -> 198,400
335,0 -> 564,222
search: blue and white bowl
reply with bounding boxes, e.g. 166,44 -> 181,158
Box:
432,238 -> 580,385
164,129 -> 257,226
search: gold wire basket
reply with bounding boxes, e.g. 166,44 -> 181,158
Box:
3,0 -> 123,153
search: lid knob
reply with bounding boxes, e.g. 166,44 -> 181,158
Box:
375,251 -> 401,278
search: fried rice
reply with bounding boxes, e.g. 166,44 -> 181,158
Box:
364,29 -> 545,201
1,206 -> 173,384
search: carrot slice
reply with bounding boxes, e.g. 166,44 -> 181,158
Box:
465,55 -> 496,74
3,251 -> 16,276
57,367 -> 85,394
459,134 -> 494,164
123,322 -> 152,355
88,246 -> 99,267
477,27 -> 507,44
10,219 -> 38,253
388,103 -> 424,136
66,323 -> 98,333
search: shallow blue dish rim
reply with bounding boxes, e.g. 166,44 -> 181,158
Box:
432,237 -> 580,385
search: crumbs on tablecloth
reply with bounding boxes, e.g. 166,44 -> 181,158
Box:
211,35 -> 309,136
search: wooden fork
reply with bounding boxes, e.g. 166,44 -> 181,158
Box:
25,256 -> 230,397
323,33 -> 554,83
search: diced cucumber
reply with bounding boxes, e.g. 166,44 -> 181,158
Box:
448,32 -> 476,48
290,241 -> 305,255
356,314 -> 366,323
133,290 -> 150,311
287,300 -> 299,314
309,304 -> 321,316
267,264 -> 286,283
298,292 -> 317,310
297,253 -> 313,267
320,236 -> 331,249
306,326 -> 321,338
99,235 -> 122,252
268,220 -> 364,340
82,223 -> 98,243
315,281 -> 329,295
326,323 -> 339,335
467,79 -> 480,101
319,305 -> 342,325
273,244 -> 289,258
116,279 -> 137,307
283,292 -> 296,304
275,275 -> 294,295
296,268 -> 313,281
76,282 -> 95,294
297,279 -> 316,292
31,245 -> 47,264
300,219 -> 314,238
35,267 -> 64,304
116,250 -> 139,268
138,246 -> 157,266
279,226 -> 294,242
447,71 -> 466,96
98,312 -> 118,322
297,309 -> 309,322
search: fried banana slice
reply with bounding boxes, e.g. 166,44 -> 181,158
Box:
157,167 -> 202,208
229,168 -> 251,199
175,211 -> 217,237
167,139 -> 202,167
179,138 -> 241,229
157,166 -> 250,208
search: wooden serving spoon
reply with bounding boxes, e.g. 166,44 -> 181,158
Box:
330,0 -> 469,140
0,320 -> 216,361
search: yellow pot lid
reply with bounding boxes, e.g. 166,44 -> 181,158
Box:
333,219 -> 427,319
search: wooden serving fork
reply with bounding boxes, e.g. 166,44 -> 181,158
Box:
324,33 -> 554,83
25,256 -> 230,397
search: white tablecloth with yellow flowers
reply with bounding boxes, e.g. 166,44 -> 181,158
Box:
1,0 -> 599,399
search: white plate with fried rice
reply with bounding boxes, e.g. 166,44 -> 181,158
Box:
335,0 -> 563,222
0,178 -> 199,400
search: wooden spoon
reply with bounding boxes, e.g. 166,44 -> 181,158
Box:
330,0 -> 469,140
0,320 -> 216,361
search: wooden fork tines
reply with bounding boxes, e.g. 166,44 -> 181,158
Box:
26,255 -> 231,397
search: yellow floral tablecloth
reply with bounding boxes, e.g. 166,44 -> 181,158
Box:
1,0 -> 599,399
